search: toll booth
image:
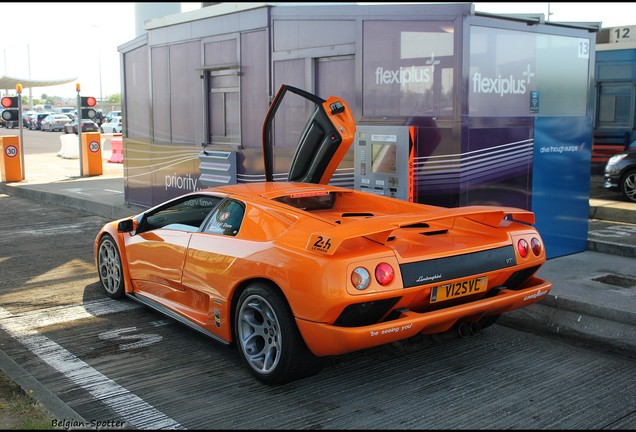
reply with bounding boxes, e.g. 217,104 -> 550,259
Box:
119,3 -> 597,258
354,126 -> 413,201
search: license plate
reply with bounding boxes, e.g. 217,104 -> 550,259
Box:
430,276 -> 488,303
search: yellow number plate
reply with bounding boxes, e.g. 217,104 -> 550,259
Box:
430,276 -> 488,303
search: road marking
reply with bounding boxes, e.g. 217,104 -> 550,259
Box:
99,326 -> 164,350
0,300 -> 182,429
10,298 -> 141,329
589,224 -> 636,238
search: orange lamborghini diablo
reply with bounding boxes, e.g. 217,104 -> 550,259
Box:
95,85 -> 551,384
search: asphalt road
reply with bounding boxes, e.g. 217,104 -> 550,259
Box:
0,195 -> 635,429
1,124 -> 635,429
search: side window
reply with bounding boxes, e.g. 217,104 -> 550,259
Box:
140,195 -> 223,233
203,199 -> 245,236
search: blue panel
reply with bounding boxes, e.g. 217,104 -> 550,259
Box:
532,117 -> 591,258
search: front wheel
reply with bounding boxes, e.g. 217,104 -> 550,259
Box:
621,169 -> 636,203
234,283 -> 322,384
97,234 -> 125,299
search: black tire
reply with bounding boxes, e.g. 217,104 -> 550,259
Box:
621,169 -> 636,203
97,234 -> 125,299
234,283 -> 322,384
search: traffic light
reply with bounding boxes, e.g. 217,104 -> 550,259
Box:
80,96 -> 97,120
1,96 -> 19,121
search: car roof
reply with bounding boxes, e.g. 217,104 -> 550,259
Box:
213,181 -> 352,201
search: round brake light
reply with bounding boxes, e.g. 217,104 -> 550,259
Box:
517,239 -> 529,258
531,237 -> 542,256
351,267 -> 370,290
375,262 -> 394,286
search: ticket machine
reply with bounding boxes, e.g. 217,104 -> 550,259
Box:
353,125 -> 414,201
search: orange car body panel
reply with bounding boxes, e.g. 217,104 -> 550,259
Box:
94,181 -> 552,357
94,84 -> 551,359
296,276 -> 551,356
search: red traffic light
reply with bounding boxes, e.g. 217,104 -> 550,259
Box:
1,96 -> 18,109
81,96 -> 97,107
1,96 -> 19,121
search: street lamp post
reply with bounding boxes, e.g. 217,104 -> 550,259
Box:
92,24 -> 103,113
98,45 -> 103,113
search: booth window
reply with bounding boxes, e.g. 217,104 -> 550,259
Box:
597,83 -> 633,128
207,67 -> 240,146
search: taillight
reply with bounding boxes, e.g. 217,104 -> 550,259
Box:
375,262 -> 394,286
351,267 -> 370,290
517,239 -> 529,258
531,237 -> 542,256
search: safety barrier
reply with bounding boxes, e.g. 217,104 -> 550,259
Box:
108,134 -> 123,163
57,134 -> 79,159
81,132 -> 103,176
1,135 -> 24,182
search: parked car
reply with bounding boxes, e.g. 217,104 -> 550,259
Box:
22,110 -> 36,128
64,118 -> 99,134
99,116 -> 122,134
104,110 -> 121,123
603,142 -> 636,202
24,112 -> 35,129
30,112 -> 52,130
94,84 -> 552,385
66,110 -> 77,120
41,114 -> 72,132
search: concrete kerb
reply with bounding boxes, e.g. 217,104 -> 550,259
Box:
0,180 -> 144,221
0,349 -> 86,425
587,238 -> 636,258
589,203 -> 635,225
500,295 -> 636,359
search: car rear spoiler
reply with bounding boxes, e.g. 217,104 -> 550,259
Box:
305,206 -> 535,255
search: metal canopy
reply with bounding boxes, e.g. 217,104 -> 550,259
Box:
0,75 -> 77,92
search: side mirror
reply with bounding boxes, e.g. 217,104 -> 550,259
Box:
117,219 -> 134,233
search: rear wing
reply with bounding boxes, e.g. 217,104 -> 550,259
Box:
306,206 -> 535,255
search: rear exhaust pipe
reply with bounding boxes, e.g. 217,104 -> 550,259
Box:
470,321 -> 482,335
457,321 -> 481,338
457,322 -> 472,338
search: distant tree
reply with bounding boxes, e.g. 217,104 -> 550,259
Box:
45,95 -> 58,106
107,93 -> 121,104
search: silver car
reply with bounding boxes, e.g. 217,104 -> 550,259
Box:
40,114 -> 72,132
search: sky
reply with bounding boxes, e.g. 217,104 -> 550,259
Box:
1,2 -> 635,102
0,2 -> 201,102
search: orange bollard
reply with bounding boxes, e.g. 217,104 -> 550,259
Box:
0,135 -> 24,182
108,134 -> 123,163
81,132 -> 103,176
